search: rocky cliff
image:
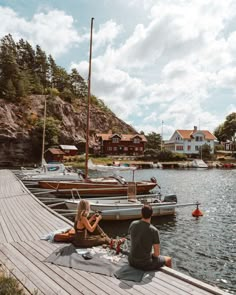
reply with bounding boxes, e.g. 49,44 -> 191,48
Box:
0,95 -> 136,166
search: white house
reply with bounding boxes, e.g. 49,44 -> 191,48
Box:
164,126 -> 216,155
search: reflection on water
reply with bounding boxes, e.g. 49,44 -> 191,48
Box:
100,215 -> 177,238
99,169 -> 236,294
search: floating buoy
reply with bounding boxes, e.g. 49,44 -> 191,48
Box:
192,201 -> 203,217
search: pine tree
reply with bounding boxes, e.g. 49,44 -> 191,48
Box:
70,68 -> 88,99
35,45 -> 49,90
0,34 -> 20,99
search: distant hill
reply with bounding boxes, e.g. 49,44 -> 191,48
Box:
0,35 -> 136,165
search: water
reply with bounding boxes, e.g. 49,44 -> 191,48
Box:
100,169 -> 236,294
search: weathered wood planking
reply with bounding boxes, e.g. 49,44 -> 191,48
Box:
0,170 -> 228,295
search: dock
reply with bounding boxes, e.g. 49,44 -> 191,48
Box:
0,170 -> 228,295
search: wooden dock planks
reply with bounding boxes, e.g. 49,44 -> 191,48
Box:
0,170 -> 228,295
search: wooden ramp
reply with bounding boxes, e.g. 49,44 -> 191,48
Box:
0,170 -> 227,295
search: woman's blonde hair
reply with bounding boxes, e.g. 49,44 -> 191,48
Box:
75,199 -> 90,221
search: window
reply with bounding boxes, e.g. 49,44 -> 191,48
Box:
176,145 -> 183,150
176,136 -> 181,141
195,146 -> 199,151
107,147 -> 112,151
113,147 -> 118,151
124,147 -> 128,151
133,138 -> 140,144
139,147 -> 143,151
135,147 -> 139,151
196,136 -> 203,142
112,138 -> 119,143
188,145 -> 191,151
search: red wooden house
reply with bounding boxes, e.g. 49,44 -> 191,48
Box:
45,148 -> 65,163
59,145 -> 78,156
95,133 -> 147,156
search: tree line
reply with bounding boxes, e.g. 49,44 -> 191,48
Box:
0,34 -> 90,104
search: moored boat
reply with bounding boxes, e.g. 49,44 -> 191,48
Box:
191,159 -> 208,168
20,163 -> 81,181
38,176 -> 158,197
63,194 -> 197,220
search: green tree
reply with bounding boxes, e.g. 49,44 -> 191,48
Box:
214,112 -> 236,151
145,132 -> 162,150
0,34 -> 19,99
4,79 -> 16,100
70,68 -> 88,99
31,116 -> 60,161
199,144 -> 212,159
214,124 -> 227,142
35,45 -> 49,89
60,87 -> 74,103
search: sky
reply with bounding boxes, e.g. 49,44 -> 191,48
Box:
0,0 -> 236,139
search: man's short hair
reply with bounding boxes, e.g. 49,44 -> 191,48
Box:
141,205 -> 153,219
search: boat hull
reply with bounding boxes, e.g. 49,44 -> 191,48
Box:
38,181 -> 157,197
65,199 -> 176,220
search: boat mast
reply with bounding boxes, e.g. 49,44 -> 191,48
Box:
85,17 -> 94,179
41,97 -> 47,166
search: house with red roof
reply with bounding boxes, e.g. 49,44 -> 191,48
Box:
95,133 -> 147,156
45,148 -> 65,163
164,126 -> 216,155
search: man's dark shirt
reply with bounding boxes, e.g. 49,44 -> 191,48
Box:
128,220 -> 160,268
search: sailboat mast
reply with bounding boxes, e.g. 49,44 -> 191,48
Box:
41,97 -> 47,166
85,17 -> 94,179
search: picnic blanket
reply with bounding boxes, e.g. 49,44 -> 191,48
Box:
44,243 -> 150,282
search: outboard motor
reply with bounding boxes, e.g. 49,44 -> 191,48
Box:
163,194 -> 177,203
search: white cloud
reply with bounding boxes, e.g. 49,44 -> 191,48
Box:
93,20 -> 123,51
0,7 -> 80,57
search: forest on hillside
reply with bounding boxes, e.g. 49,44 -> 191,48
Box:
0,34 -> 109,111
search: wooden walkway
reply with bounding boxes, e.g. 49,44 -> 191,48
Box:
0,170 -> 227,295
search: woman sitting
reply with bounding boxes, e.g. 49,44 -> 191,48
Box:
72,199 -> 111,248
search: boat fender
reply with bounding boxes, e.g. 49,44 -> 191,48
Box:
192,202 -> 203,217
150,177 -> 157,183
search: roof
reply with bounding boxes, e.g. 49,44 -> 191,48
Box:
176,129 -> 216,140
96,133 -> 147,142
60,145 -> 78,150
46,148 -> 65,155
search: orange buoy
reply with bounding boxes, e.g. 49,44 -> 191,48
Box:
192,202 -> 203,217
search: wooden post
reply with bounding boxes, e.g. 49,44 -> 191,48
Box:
41,97 -> 47,166
85,17 -> 94,179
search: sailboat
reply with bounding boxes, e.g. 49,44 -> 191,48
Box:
38,18 -> 158,196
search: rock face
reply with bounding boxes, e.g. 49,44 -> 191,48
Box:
0,95 -> 136,166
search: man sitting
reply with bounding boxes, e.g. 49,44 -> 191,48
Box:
128,204 -> 172,270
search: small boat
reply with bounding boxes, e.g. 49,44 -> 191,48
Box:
20,163 -> 81,181
65,194 -> 178,220
38,176 -> 158,197
88,159 -> 137,172
191,159 -> 208,168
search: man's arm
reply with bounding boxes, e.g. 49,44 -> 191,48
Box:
152,243 -> 160,257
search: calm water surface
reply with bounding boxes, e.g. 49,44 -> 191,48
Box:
100,169 -> 236,294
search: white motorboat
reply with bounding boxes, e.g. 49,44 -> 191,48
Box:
191,159 -> 208,168
63,194 -> 197,221
20,163 -> 81,181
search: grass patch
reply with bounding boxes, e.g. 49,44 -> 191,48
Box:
0,270 -> 25,295
64,156 -> 114,168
